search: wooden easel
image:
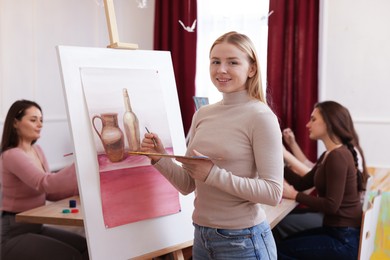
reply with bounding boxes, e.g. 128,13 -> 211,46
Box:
132,240 -> 193,260
103,0 -> 139,49
101,2 -> 191,259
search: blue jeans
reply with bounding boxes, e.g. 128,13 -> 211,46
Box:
193,221 -> 277,260
277,226 -> 360,260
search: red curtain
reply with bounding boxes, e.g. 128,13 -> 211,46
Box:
267,0 -> 319,161
154,0 -> 197,134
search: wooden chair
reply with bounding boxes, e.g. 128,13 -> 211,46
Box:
358,190 -> 382,260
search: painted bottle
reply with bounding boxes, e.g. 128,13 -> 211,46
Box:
122,88 -> 140,151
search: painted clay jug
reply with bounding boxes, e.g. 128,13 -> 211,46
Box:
92,113 -> 125,162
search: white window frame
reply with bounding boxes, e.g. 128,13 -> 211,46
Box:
195,0 -> 270,104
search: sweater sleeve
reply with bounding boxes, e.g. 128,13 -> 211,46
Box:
2,146 -> 78,200
296,150 -> 349,214
153,113 -> 198,195
154,157 -> 196,195
284,165 -> 316,191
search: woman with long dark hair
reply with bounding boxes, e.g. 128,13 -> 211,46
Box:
277,101 -> 368,260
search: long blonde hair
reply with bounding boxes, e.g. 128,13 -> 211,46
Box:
210,31 -> 265,103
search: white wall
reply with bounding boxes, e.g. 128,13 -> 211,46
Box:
319,0 -> 390,168
0,0 -> 155,170
1,0 -> 389,169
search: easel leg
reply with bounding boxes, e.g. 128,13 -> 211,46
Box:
172,249 -> 184,260
103,0 -> 138,49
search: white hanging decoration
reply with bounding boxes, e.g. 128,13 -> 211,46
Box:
179,19 -> 197,32
136,0 -> 148,8
260,10 -> 274,25
178,0 -> 196,32
93,0 -> 104,7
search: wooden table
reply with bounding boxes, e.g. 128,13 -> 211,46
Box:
15,195 -> 297,229
15,195 -> 83,226
15,195 -> 299,260
264,198 -> 298,229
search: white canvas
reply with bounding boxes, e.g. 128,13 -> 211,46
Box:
56,46 -> 194,260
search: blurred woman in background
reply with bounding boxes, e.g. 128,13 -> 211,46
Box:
1,99 -> 88,260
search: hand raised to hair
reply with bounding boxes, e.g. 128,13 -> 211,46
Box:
282,128 -> 297,148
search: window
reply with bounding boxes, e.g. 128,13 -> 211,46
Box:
196,0 -> 270,104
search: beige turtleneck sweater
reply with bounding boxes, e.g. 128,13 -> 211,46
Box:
154,90 -> 283,229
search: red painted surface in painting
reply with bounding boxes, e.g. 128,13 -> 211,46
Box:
98,151 -> 181,228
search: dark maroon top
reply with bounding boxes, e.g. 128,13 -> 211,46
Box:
284,145 -> 362,227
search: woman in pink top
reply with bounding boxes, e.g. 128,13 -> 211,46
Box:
1,100 -> 88,260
